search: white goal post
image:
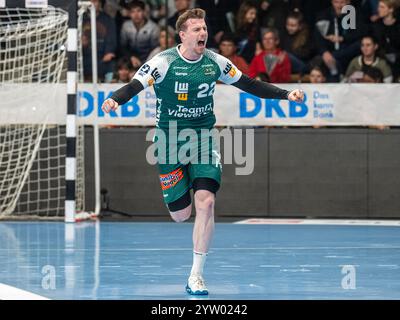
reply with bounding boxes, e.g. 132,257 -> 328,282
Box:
0,0 -> 100,222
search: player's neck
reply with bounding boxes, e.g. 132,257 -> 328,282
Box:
179,44 -> 202,61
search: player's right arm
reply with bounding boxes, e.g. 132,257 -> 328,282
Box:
101,79 -> 144,113
101,54 -> 168,113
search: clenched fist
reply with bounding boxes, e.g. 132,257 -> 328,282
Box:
101,98 -> 119,113
288,89 -> 304,103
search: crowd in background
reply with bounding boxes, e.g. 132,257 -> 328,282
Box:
81,0 -> 400,84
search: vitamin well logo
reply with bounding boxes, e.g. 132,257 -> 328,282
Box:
159,168 -> 184,190
175,82 -> 189,101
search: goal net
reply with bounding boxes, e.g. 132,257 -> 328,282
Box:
0,4 -> 86,219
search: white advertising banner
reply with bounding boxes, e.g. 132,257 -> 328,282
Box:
2,83 -> 400,126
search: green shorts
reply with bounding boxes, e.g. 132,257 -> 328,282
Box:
155,128 -> 222,205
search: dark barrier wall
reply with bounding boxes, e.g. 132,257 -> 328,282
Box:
84,127 -> 400,219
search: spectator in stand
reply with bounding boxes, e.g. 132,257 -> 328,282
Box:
308,63 -> 328,128
146,26 -> 176,60
168,0 -> 191,31
359,65 -> 384,82
128,64 -> 137,79
344,35 -> 393,83
112,1 -> 135,43
258,0 -> 290,35
314,0 -> 368,81
120,0 -> 160,63
280,10 -> 315,75
359,64 -> 388,130
157,0 -> 194,25
352,0 -> 381,22
309,65 -> 328,83
145,0 -> 167,23
369,0 -> 381,21
235,1 -> 261,64
113,1 -> 163,26
372,0 -> 400,82
167,0 -> 200,44
128,54 -> 142,70
195,0 -> 241,45
112,57 -> 136,83
167,0 -> 193,17
218,33 -> 249,76
102,0 -> 120,18
248,28 -> 292,83
289,0 -> 331,30
82,0 -> 117,82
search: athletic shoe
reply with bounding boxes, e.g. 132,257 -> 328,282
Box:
185,274 -> 208,295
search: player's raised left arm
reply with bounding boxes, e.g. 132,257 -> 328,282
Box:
287,88 -> 305,103
231,74 -> 304,102
216,53 -> 304,103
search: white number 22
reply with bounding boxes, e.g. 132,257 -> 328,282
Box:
197,82 -> 216,98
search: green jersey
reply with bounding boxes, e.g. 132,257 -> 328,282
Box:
133,45 -> 243,130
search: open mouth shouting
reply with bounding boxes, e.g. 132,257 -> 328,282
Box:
197,40 -> 206,49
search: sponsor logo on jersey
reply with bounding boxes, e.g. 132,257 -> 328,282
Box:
175,72 -> 188,76
159,168 -> 184,190
223,62 -> 232,75
202,64 -> 215,76
223,62 -> 237,77
167,103 -> 213,118
204,67 -> 216,76
175,81 -> 189,101
138,64 -> 150,76
151,68 -> 161,81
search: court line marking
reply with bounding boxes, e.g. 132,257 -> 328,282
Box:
259,265 -> 281,268
99,265 -> 121,268
219,265 -> 241,268
299,265 -> 321,267
138,265 -> 161,268
0,283 -> 49,300
280,268 -> 311,272
234,218 -> 400,226
338,264 -> 360,267
1,246 -> 399,251
377,264 -> 399,267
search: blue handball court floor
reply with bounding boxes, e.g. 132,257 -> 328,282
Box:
0,220 -> 400,300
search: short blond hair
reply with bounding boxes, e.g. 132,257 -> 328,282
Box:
176,8 -> 206,33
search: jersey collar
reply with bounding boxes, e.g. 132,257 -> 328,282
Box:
176,44 -> 204,64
